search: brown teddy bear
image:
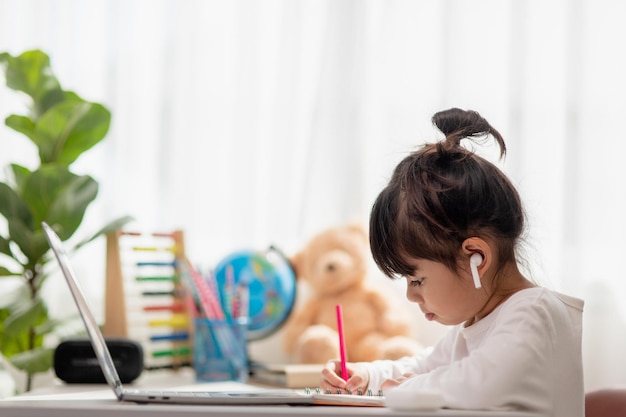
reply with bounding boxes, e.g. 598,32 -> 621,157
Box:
281,222 -> 423,364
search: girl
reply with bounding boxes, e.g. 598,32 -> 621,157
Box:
321,108 -> 584,417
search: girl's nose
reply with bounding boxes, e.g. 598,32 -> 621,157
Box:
407,289 -> 424,304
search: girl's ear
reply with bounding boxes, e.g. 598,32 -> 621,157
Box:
461,237 -> 492,283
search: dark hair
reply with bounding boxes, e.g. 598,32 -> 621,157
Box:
369,108 -> 525,278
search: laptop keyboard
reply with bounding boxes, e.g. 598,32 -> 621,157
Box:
131,390 -> 226,399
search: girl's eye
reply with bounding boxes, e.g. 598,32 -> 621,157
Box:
409,278 -> 424,287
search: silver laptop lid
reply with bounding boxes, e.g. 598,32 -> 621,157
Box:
42,222 -> 125,400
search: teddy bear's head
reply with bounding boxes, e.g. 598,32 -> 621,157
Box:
290,223 -> 370,295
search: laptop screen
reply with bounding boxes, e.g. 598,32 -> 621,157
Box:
42,222 -> 125,399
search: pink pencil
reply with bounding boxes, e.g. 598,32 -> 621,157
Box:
185,259 -> 224,320
336,304 -> 349,380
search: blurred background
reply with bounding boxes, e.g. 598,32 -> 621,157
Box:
1,0 -> 625,392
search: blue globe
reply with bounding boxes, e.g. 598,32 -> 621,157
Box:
213,246 -> 297,341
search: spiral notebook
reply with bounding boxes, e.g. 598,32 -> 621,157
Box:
249,363 -> 325,388
305,388 -> 385,407
42,221 -> 385,407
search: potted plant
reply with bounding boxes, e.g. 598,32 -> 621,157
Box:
0,49 -> 132,392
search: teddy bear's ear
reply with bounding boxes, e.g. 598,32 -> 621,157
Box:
289,251 -> 303,279
346,221 -> 368,240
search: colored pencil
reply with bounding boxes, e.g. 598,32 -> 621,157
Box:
336,304 -> 349,380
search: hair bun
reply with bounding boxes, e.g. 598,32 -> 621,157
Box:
432,107 -> 506,157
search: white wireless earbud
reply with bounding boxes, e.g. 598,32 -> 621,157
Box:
469,253 -> 483,289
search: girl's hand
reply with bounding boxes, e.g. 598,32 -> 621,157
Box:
320,360 -> 369,394
380,372 -> 416,391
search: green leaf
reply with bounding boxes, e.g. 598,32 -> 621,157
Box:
46,175 -> 99,240
20,166 -> 77,225
3,298 -> 47,337
5,115 -> 36,142
0,182 -> 33,227
73,215 -> 135,251
7,219 -> 47,263
0,50 -> 62,118
0,288 -> 46,359
39,88 -> 67,115
8,347 -> 54,375
0,266 -> 19,277
0,235 -> 13,258
18,166 -> 98,242
35,100 -> 111,167
9,164 -> 31,192
0,288 -> 70,379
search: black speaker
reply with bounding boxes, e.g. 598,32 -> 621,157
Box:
54,338 -> 143,384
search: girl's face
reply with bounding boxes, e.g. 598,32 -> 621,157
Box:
404,258 -> 486,326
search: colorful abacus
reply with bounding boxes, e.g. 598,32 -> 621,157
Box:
104,229 -> 192,370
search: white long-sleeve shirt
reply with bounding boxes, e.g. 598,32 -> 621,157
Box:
364,287 -> 584,417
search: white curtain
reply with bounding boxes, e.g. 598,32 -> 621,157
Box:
1,0 -> 625,391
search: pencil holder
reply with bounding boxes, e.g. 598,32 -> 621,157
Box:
193,318 -> 249,382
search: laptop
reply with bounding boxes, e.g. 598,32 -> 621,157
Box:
42,221 -> 314,405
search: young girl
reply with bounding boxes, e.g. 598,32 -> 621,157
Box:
321,108 -> 584,417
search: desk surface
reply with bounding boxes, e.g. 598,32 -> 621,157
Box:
0,369 -> 539,417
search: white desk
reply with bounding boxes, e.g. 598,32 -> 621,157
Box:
0,369 -> 539,417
